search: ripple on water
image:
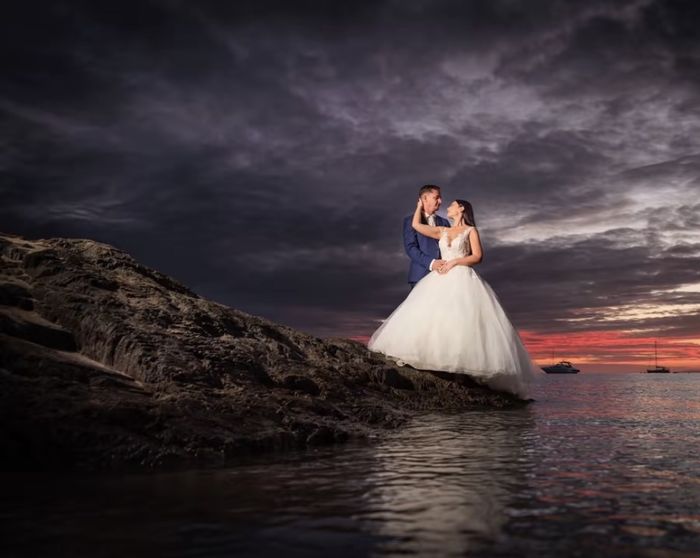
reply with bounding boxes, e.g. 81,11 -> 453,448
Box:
2,374 -> 700,557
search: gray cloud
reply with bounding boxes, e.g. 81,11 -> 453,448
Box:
2,0 -> 699,350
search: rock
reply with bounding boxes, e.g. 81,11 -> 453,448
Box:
306,426 -> 338,445
0,281 -> 34,310
280,374 -> 321,395
0,307 -> 76,351
373,367 -> 415,390
0,231 -> 528,472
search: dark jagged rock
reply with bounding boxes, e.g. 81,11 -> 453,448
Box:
0,232 -> 527,472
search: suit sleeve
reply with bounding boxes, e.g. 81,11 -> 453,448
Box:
403,217 -> 434,269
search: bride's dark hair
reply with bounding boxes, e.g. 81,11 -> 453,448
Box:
456,200 -> 476,226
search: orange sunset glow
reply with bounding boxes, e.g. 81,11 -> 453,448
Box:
351,330 -> 700,373
520,330 -> 700,372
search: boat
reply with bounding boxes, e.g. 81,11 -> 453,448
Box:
542,361 -> 580,374
647,340 -> 671,373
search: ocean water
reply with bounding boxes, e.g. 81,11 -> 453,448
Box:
3,373 -> 700,557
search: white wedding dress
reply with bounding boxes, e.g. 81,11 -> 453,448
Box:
368,227 -> 535,398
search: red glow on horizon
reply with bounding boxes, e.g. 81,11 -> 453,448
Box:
349,335 -> 371,344
520,330 -> 700,371
348,332 -> 700,373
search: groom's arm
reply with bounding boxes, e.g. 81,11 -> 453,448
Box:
403,216 -> 436,270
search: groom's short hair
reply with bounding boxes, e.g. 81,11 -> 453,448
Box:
419,184 -> 440,197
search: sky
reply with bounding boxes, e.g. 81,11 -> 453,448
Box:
2,0 -> 700,371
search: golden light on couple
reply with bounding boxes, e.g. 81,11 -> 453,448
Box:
368,185 -> 536,399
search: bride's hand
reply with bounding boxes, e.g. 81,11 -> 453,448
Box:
438,260 -> 457,274
416,198 -> 424,211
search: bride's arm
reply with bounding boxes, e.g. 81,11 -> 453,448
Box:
439,228 -> 483,273
412,199 -> 442,239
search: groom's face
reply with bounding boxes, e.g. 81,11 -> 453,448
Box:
422,190 -> 442,215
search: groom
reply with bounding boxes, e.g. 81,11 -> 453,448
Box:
403,184 -> 450,289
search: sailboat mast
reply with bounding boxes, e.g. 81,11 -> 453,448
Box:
654,340 -> 658,368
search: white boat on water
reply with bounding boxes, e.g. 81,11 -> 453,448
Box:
542,361 -> 580,374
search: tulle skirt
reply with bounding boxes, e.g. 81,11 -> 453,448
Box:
368,266 -> 535,398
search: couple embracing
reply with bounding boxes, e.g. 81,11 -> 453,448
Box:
368,185 -> 535,399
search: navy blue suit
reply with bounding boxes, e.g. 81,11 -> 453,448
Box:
403,214 -> 451,286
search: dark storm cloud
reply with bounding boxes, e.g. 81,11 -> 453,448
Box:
480,227 -> 700,332
2,0 -> 699,338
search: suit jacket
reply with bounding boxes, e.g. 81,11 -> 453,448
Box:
403,214 -> 451,284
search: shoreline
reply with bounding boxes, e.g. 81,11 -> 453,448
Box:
1,232 -> 527,473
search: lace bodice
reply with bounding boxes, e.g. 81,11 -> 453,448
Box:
439,227 -> 473,260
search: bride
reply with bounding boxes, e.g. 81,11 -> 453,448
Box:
368,198 -> 536,398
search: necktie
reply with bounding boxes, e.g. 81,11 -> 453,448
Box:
427,214 -> 436,227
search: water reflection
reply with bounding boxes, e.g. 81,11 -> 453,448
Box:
363,410 -> 534,556
2,374 -> 700,557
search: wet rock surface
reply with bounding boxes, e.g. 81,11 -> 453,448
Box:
0,232 -> 527,472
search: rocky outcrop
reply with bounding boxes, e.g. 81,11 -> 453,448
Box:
0,232 -> 526,472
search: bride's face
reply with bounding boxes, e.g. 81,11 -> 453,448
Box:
446,201 -> 463,221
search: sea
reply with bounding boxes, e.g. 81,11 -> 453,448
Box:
3,373 -> 700,557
